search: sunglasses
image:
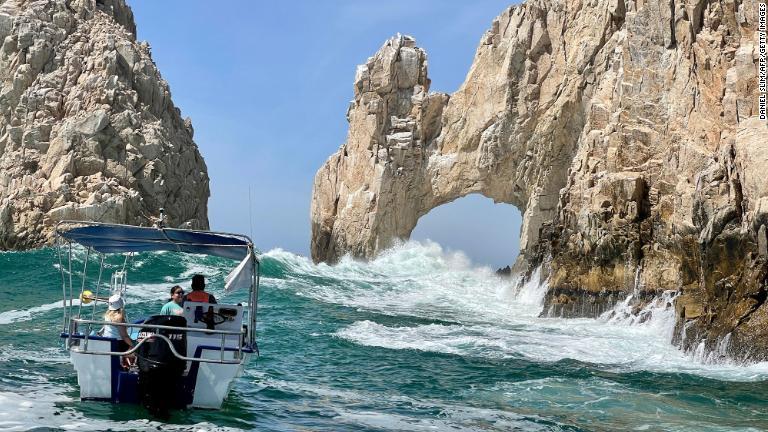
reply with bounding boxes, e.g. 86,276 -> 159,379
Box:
174,290 -> 184,295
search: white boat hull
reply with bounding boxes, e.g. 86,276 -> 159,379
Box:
64,302 -> 254,409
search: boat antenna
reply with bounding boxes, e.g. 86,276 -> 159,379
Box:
248,184 -> 254,240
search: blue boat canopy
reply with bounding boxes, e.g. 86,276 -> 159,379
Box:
57,223 -> 251,260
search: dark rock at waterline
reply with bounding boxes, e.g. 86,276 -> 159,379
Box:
496,265 -> 512,277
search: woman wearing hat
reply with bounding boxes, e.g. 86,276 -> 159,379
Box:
101,294 -> 136,368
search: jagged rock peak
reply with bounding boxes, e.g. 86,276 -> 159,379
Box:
311,34 -> 448,262
310,0 -> 768,361
353,34 -> 429,97
0,0 -> 210,249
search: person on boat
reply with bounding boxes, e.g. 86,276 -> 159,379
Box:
160,286 -> 185,315
102,294 -> 136,368
184,274 -> 217,303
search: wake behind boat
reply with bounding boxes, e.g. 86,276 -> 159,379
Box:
54,220 -> 260,416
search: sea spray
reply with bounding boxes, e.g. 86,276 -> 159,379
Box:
278,242 -> 766,379
513,266 -> 548,311
598,289 -> 752,367
599,290 -> 679,337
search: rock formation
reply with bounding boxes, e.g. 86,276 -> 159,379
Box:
0,0 -> 209,249
311,1 -> 768,361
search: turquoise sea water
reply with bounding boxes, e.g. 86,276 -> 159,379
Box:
1,241 -> 767,431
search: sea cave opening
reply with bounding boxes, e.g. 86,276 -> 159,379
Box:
410,193 -> 522,270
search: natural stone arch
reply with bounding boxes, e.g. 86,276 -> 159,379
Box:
311,5 -> 582,266
310,0 -> 768,362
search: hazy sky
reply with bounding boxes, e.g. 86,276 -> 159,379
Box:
128,1 -> 522,268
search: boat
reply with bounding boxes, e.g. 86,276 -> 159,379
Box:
54,219 -> 260,414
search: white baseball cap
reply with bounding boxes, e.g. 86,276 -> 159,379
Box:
108,294 -> 124,311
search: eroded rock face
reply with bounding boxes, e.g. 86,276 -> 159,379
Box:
0,0 -> 209,249
311,1 -> 768,361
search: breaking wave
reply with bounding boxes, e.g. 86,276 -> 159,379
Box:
263,241 -> 768,381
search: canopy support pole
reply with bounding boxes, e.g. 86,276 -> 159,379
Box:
251,248 -> 260,349
76,247 -> 91,319
92,253 -> 105,321
68,243 -> 74,332
56,237 -> 68,333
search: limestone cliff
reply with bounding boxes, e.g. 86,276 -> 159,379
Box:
310,1 -> 768,361
0,0 -> 209,249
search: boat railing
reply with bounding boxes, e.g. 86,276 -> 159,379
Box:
66,318 -> 251,365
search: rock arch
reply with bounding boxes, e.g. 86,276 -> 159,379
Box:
310,4 -> 581,265
310,0 -> 768,361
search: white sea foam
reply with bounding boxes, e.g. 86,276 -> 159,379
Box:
178,253 -> 228,279
0,346 -> 69,364
0,281 -> 176,326
265,241 -> 524,324
333,408 -> 556,432
0,389 -> 241,431
0,299 -> 81,325
265,241 -> 768,381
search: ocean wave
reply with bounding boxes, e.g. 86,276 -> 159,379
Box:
333,317 -> 768,382
0,346 -> 69,364
476,377 -> 768,431
332,407 -> 559,432
0,389 -> 244,431
242,371 -> 565,431
262,242 -> 768,380
0,300 -> 81,325
262,241 -> 531,325
0,282 -> 179,326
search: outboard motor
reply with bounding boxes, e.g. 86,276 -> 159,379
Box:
137,315 -> 187,418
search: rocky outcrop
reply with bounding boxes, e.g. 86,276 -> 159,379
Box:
311,1 -> 768,361
0,0 -> 209,249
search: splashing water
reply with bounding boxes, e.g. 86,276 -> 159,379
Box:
0,241 -> 767,431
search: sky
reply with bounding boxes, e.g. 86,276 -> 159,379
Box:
128,1 -> 522,268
